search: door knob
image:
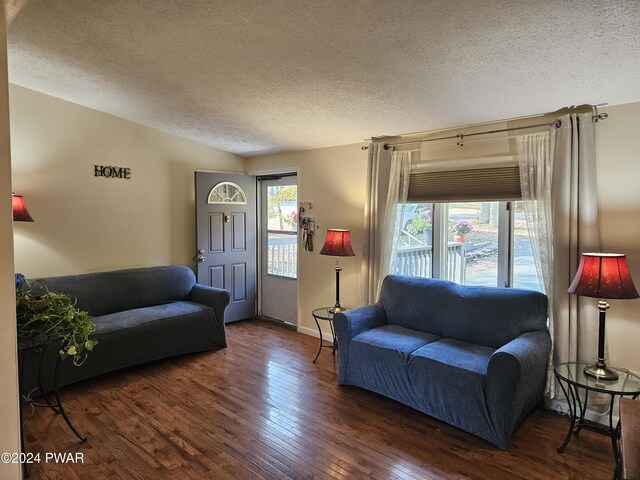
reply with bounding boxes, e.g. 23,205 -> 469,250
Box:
197,248 -> 205,254
197,256 -> 206,263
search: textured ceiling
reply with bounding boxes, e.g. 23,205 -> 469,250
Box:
7,0 -> 640,156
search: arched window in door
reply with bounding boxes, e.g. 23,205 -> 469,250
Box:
207,182 -> 247,204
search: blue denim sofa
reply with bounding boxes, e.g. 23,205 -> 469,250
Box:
333,275 -> 550,450
22,265 -> 229,393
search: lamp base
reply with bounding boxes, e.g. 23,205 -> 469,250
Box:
583,363 -> 619,381
328,306 -> 344,315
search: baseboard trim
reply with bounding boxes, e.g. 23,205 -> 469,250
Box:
546,397 -> 619,426
298,325 -> 334,343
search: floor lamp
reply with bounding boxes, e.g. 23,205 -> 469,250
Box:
320,229 -> 355,314
568,253 -> 639,380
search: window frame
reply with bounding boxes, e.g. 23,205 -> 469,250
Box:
400,200 -> 540,291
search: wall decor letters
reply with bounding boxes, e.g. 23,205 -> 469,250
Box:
94,165 -> 131,179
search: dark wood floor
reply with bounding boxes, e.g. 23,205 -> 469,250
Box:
23,319 -> 613,479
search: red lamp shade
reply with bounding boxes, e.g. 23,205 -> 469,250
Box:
12,194 -> 34,222
568,253 -> 639,299
319,229 -> 355,257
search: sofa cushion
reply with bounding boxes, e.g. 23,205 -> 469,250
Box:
38,266 -> 196,316
379,275 -> 548,348
410,338 -> 496,376
93,301 -> 211,334
352,324 -> 441,359
345,325 -> 440,406
54,301 -> 217,386
408,338 -> 496,439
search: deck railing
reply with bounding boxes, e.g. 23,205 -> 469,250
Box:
266,232 -> 465,283
267,235 -> 297,278
395,242 -> 466,284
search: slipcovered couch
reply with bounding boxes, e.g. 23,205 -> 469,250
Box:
22,265 -> 229,393
333,275 -> 550,450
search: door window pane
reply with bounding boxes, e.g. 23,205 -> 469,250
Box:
447,202 -> 499,287
267,233 -> 297,278
512,201 -> 543,292
266,185 -> 297,278
207,181 -> 247,204
267,185 -> 297,232
396,204 -> 433,278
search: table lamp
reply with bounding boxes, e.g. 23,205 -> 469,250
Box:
320,229 -> 355,314
568,253 -> 639,380
12,193 -> 34,222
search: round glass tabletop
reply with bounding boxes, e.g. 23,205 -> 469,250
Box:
312,307 -> 338,321
555,362 -> 640,395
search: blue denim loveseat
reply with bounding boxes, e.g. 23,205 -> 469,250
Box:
22,265 -> 229,393
333,275 -> 550,450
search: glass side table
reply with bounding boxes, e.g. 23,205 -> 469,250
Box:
555,362 -> 640,475
311,307 -> 343,364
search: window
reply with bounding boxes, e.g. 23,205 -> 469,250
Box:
207,181 -> 247,204
266,184 -> 297,278
397,200 -> 542,292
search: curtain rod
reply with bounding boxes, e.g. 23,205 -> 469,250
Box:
384,119 -> 560,150
360,111 -> 609,151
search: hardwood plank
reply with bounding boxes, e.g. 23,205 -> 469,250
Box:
22,319 -> 614,479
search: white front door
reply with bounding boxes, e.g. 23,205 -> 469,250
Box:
259,176 -> 298,326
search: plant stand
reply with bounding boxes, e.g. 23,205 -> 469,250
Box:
19,342 -> 87,477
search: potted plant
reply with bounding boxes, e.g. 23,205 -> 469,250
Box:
15,274 -> 97,366
452,220 -> 473,243
407,213 -> 433,245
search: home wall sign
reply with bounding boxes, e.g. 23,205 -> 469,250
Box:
94,165 -> 132,180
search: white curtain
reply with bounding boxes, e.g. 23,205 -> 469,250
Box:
517,131 -> 554,396
361,143 -> 393,304
361,146 -> 411,304
382,151 -> 411,283
518,112 -> 601,400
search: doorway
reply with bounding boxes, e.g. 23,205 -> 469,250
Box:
258,175 -> 298,326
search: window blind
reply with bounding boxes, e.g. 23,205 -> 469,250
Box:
407,165 -> 521,202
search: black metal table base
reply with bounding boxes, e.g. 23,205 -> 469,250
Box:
556,373 -> 638,478
312,315 -> 337,364
20,345 -> 87,477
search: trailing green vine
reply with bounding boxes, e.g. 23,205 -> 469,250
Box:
15,276 -> 97,366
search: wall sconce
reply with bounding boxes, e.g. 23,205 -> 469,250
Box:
12,193 -> 34,222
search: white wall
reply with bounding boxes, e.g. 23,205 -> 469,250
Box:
596,102 -> 640,371
10,85 -> 246,277
247,143 -> 368,337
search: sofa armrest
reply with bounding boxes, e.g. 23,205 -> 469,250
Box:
189,284 -> 231,327
486,329 -> 551,448
333,303 -> 387,344
333,303 -> 387,384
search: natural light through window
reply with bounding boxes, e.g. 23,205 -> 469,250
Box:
266,185 -> 298,279
397,201 -> 542,292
